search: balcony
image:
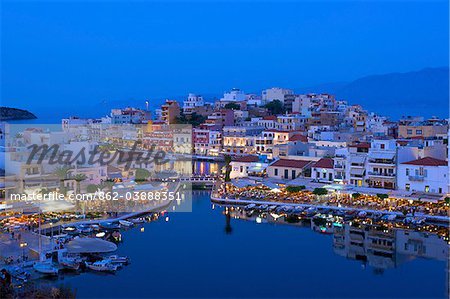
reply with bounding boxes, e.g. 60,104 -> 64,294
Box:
368,171 -> 395,178
409,175 -> 425,181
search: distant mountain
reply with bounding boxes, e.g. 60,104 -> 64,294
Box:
298,67 -> 449,119
0,107 -> 37,121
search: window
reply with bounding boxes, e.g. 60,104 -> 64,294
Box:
439,188 -> 442,194
274,168 -> 278,176
381,144 -> 385,149
284,169 -> 289,179
406,168 -> 409,176
405,184 -> 410,191
416,129 -> 422,135
292,170 -> 296,178
425,186 -> 429,192
407,129 -> 412,135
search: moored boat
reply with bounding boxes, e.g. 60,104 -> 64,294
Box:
33,261 -> 59,276
85,260 -> 118,272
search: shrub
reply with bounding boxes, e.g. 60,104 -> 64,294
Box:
313,188 -> 328,196
286,185 -> 306,193
352,192 -> 362,199
376,193 -> 389,200
135,168 -> 151,181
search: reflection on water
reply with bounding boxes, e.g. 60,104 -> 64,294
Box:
220,204 -> 449,272
154,160 -> 220,176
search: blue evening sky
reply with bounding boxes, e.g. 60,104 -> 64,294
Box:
2,1 -> 449,119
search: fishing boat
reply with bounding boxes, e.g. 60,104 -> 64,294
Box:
107,255 -> 130,265
33,261 -> 59,276
119,220 -> 134,227
85,260 -> 118,272
244,203 -> 256,211
357,211 -> 368,218
58,249 -> 82,271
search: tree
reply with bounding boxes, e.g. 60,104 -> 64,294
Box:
99,180 -> 115,192
445,197 -> 450,206
313,188 -> 328,196
352,192 -> 362,199
86,184 -> 99,193
286,185 -> 306,193
376,193 -> 389,200
224,155 -> 232,182
264,100 -> 285,115
224,102 -> 240,110
174,112 -> 206,127
135,168 -> 151,182
54,166 -> 71,190
72,173 -> 87,194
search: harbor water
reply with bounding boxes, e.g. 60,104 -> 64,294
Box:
45,191 -> 448,299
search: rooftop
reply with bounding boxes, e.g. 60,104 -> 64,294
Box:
270,159 -> 312,169
402,157 -> 447,167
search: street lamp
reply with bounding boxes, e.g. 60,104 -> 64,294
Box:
20,242 -> 28,262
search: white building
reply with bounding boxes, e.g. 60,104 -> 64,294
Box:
311,158 -> 335,183
183,93 -> 204,115
367,139 -> 397,189
230,156 -> 268,179
261,87 -> 293,105
397,157 -> 448,194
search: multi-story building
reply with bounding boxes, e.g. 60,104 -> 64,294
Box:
261,87 -> 293,105
346,142 -> 370,187
161,100 -> 181,125
398,119 -> 448,139
311,158 -> 335,183
183,93 -> 204,115
367,139 -> 397,189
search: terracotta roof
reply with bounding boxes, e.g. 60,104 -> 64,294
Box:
289,134 -> 308,142
313,158 -> 334,169
233,156 -> 259,163
262,115 -> 277,120
270,159 -> 312,169
348,142 -> 371,149
402,157 -> 447,167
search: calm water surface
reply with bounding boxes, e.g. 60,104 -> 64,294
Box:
53,192 -> 449,299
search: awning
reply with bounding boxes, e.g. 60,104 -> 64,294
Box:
66,238 -> 117,254
350,168 -> 365,176
369,152 -> 395,160
247,166 -> 266,173
350,155 -> 366,164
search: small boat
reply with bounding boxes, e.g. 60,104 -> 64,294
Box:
119,220 -> 134,227
357,211 -> 368,218
107,255 -> 130,264
10,266 -> 31,282
95,232 -> 106,238
381,214 -> 397,221
33,261 -> 59,276
85,260 -> 118,272
257,204 -> 269,212
412,216 -> 426,225
130,218 -> 145,224
60,259 -> 80,271
268,205 -> 278,212
244,204 -> 256,211
100,222 -> 121,230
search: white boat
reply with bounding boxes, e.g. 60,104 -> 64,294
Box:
85,260 -> 118,272
119,220 -> 134,227
33,261 -> 59,275
357,211 -> 368,218
58,249 -> 81,270
130,218 -> 145,224
107,255 -> 130,264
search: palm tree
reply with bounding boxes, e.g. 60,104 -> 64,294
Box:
99,180 -> 115,193
72,173 -> 87,194
53,166 -> 71,190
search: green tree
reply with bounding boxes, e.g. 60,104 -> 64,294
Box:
86,184 -> 99,193
224,102 -> 240,110
286,185 -> 306,193
376,193 -> 389,200
313,188 -> 328,196
445,197 -> 450,206
135,168 -> 151,182
72,173 -> 87,194
264,100 -> 285,115
54,166 -> 71,190
352,192 -> 362,199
